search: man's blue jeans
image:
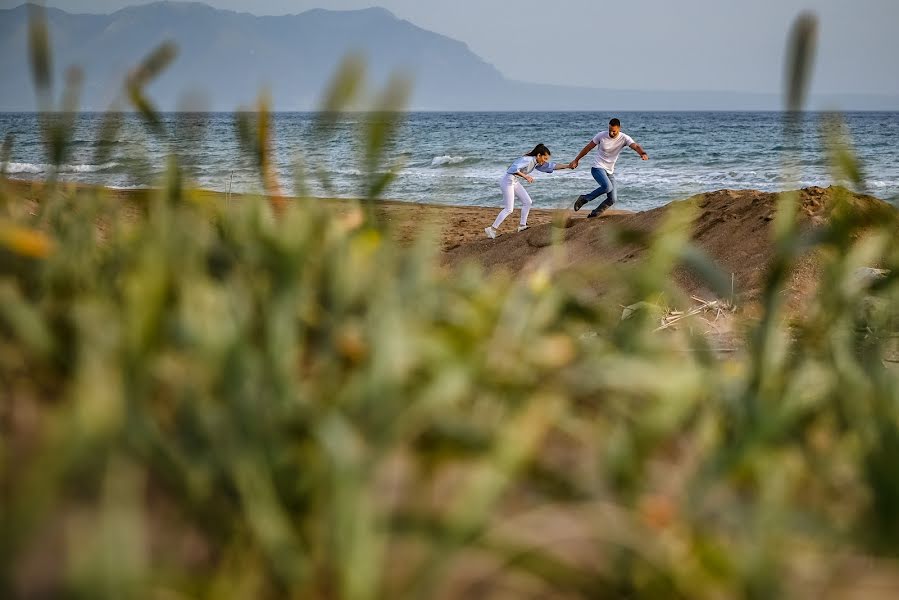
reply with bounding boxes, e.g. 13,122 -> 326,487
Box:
585,167 -> 617,209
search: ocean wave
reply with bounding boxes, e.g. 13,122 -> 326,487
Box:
869,180 -> 899,189
4,161 -> 119,174
430,155 -> 469,167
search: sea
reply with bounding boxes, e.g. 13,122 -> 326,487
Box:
1,111 -> 898,210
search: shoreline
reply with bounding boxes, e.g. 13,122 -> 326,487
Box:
6,177 -> 895,315
4,112 -> 898,211
2,178 -> 635,251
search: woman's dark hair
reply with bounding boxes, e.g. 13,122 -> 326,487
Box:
526,143 -> 551,157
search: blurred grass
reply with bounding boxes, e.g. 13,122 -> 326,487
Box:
3,9 -> 899,600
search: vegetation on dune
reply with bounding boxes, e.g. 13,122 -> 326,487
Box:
4,7 -> 899,599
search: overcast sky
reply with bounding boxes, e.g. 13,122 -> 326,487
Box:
5,0 -> 899,95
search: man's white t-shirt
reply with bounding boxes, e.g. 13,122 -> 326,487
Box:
592,130 -> 636,174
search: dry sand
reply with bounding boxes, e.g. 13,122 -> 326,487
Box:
4,179 -> 563,252
6,179 -> 893,313
445,186 -> 894,311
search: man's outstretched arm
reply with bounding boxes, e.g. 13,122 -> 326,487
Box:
630,142 -> 649,160
570,141 -> 597,169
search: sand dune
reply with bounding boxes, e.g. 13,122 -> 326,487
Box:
6,179 -> 892,311
445,186 -> 893,310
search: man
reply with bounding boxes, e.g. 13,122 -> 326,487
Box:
571,118 -> 649,218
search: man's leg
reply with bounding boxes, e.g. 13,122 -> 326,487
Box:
574,167 -> 612,211
589,172 -> 617,218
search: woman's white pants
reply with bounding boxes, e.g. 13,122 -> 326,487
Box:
491,174 -> 532,229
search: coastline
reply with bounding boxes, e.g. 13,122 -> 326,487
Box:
1,178 -> 632,251
6,177 -> 893,312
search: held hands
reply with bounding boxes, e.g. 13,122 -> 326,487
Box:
569,160 -> 579,170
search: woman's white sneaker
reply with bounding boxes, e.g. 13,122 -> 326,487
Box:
485,226 -> 497,239
517,225 -> 530,232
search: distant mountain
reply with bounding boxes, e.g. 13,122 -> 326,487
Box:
1,2 -> 897,111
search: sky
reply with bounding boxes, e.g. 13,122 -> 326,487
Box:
4,0 -> 899,96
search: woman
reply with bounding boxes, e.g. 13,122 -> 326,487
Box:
485,144 -> 573,239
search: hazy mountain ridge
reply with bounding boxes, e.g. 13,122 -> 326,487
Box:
1,1 -> 897,111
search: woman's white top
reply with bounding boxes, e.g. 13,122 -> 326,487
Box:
506,155 -> 558,176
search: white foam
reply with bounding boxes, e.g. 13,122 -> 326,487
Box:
430,155 -> 468,167
64,162 -> 118,173
869,180 -> 899,189
4,162 -> 118,174
5,162 -> 43,174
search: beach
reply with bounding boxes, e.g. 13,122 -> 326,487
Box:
9,2 -> 899,596
7,178 -> 891,314
4,112 -> 898,212
4,178 -> 571,250
7,172 -> 899,600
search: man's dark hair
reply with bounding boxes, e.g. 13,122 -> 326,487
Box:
609,118 -> 621,127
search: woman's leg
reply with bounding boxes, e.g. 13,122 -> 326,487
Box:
515,181 -> 533,227
491,178 -> 516,229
